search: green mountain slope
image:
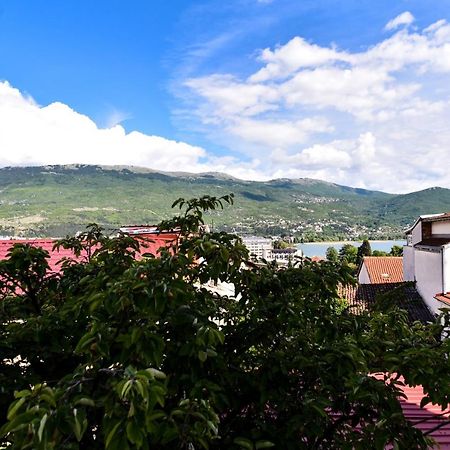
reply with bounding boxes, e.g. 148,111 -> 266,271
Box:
0,165 -> 448,240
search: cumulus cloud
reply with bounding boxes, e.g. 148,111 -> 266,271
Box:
182,13 -> 450,192
384,11 -> 415,31
0,81 -> 214,171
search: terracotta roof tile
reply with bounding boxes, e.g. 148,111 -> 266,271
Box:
435,292 -> 450,305
361,256 -> 403,284
338,282 -> 435,324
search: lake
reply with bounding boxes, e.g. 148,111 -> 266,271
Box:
298,240 -> 405,258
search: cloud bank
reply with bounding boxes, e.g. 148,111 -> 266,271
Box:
2,13 -> 450,193
183,13 -> 450,193
0,81 -> 210,170
0,81 -> 268,181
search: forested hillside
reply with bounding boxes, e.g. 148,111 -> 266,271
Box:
0,165 -> 447,239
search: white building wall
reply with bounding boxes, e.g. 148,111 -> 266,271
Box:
358,264 -> 371,284
432,222 -> 450,236
414,248 -> 443,314
443,245 -> 450,293
403,245 -> 415,281
411,222 -> 422,245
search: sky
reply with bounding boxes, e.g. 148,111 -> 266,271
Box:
1,0 -> 450,193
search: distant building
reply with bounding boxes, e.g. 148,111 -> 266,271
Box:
272,247 -> 303,263
358,256 -> 403,284
241,236 -> 273,260
403,212 -> 450,314
241,236 -> 304,263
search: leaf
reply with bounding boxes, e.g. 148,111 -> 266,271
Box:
135,380 -> 145,399
106,421 -> 122,449
75,397 -> 95,407
75,332 -> 96,354
7,397 -> 26,421
38,413 -> 48,442
121,380 -> 133,399
146,368 -> 166,379
198,350 -> 207,362
420,396 -> 431,408
72,408 -> 82,441
255,441 -> 275,449
126,420 -> 143,447
234,437 -> 254,449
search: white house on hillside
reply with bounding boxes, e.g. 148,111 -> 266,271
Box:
404,212 -> 450,314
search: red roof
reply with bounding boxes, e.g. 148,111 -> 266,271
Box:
435,292 -> 450,305
0,232 -> 179,273
373,373 -> 450,448
0,239 -> 81,273
361,256 -> 403,284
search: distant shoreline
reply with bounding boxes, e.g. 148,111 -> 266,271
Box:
300,240 -> 405,245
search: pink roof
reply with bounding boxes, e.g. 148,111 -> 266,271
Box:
373,374 -> 450,448
0,239 -> 81,273
0,232 -> 179,273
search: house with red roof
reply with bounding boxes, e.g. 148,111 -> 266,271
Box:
403,212 -> 450,314
357,256 -> 404,284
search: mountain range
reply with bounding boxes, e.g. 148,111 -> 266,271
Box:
0,164 -> 449,240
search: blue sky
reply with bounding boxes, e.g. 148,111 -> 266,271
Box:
1,0 -> 450,192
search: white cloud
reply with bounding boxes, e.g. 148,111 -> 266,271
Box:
249,37 -> 352,82
182,14 -> 450,192
0,81 -> 213,171
384,11 -> 415,31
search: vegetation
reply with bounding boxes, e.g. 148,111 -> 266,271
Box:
356,240 -> 372,266
0,164 -> 449,240
2,195 -> 450,449
325,246 -> 339,262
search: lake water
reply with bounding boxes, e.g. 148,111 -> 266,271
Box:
298,240 -> 405,258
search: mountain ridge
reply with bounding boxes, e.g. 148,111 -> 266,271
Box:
0,164 -> 448,240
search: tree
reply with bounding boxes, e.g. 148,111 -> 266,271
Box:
372,250 -> 389,257
326,246 -> 339,262
339,243 -> 358,265
1,195 -> 450,449
390,245 -> 403,257
357,239 -> 372,266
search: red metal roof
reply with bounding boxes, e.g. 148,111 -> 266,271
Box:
0,239 -> 81,273
374,374 -> 450,448
0,232 -> 179,273
361,256 -> 403,284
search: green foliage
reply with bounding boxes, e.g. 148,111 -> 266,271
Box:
273,239 -> 291,249
325,246 -> 339,262
372,250 -> 389,256
390,245 -> 403,257
357,239 -> 372,266
339,243 -> 358,265
1,194 -> 449,449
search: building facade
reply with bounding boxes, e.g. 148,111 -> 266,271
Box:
403,212 -> 450,314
